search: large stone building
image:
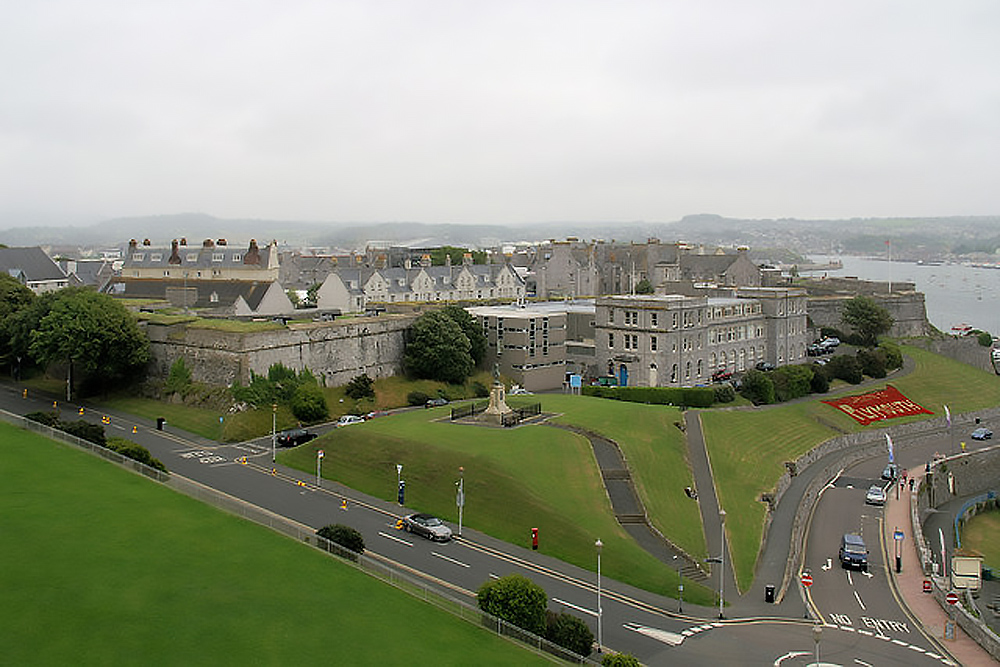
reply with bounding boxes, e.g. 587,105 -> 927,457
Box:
317,253 -> 526,313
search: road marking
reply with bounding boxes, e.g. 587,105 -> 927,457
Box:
623,623 -> 685,646
552,597 -> 596,617
432,552 -> 470,568
847,570 -> 853,585
821,558 -> 832,571
378,531 -> 412,546
854,590 -> 866,610
774,651 -> 811,665
862,569 -> 873,578
854,660 -> 873,667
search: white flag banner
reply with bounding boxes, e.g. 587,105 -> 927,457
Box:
885,433 -> 894,463
945,405 -> 951,428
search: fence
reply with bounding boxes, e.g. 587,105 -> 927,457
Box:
451,400 -> 489,420
501,402 -> 542,427
2,408 -> 598,665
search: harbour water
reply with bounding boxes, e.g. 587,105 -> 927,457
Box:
804,255 -> 1000,336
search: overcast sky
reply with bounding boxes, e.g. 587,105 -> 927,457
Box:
2,1 -> 999,226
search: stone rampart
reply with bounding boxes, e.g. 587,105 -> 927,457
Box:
806,291 -> 932,338
146,314 -> 416,387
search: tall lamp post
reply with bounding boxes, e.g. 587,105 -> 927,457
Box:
456,466 -> 465,537
271,403 -> 277,463
719,509 -> 726,619
672,555 -> 683,613
595,539 -> 603,653
813,623 -> 822,665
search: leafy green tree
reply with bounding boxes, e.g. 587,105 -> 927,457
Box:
809,365 -> 830,393
442,304 -> 487,367
286,289 -> 301,308
545,611 -> 594,656
316,524 -> 365,554
770,365 -> 814,402
826,354 -> 863,384
345,373 -> 375,400
840,295 -> 893,347
879,340 -> 903,369
977,331 -> 993,347
290,382 -> 329,422
856,348 -> 887,379
602,654 -> 641,667
0,275 -> 36,374
164,358 -> 193,395
404,310 -> 473,384
476,574 -> 547,636
739,369 -> 775,405
29,288 -> 150,397
635,278 -> 654,294
306,282 -> 322,307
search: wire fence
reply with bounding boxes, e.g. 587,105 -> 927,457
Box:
2,408 -> 599,665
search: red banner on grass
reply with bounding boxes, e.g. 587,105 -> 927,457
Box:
822,385 -> 933,425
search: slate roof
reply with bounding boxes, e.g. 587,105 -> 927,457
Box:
106,278 -> 278,312
0,247 -> 68,282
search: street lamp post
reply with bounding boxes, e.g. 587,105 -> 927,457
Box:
813,623 -> 822,665
719,509 -> 726,619
456,466 -> 465,537
396,464 -> 403,505
673,555 -> 683,613
271,404 -> 277,463
595,539 -> 603,653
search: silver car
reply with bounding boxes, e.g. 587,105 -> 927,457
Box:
865,484 -> 886,506
402,513 -> 453,542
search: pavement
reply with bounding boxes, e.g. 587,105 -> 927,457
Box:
885,465 -> 996,666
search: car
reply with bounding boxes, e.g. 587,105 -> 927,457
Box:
820,336 -> 841,349
336,415 -> 365,427
839,533 -> 868,570
971,427 -> 993,440
275,428 -> 317,447
364,410 -> 388,420
807,344 -> 826,357
711,369 -> 733,383
509,385 -> 532,395
425,397 -> 449,408
881,462 -> 899,481
865,484 -> 886,506
755,362 -> 775,372
402,513 -> 453,542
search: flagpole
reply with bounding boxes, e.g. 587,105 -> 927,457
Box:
886,239 -> 892,295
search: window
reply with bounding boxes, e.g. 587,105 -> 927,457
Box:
150,253 -> 162,262
625,310 -> 638,326
232,254 -> 242,262
186,253 -> 198,262
650,335 -> 657,351
212,253 -> 225,262
608,333 -> 614,348
131,253 -> 144,262
651,312 -> 658,327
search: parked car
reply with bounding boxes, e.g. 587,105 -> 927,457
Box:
865,484 -> 886,506
364,410 -> 388,420
402,513 -> 453,542
971,427 -> 993,440
839,533 -> 868,570
755,362 -> 775,372
820,336 -> 841,349
509,385 -> 532,395
881,462 -> 899,481
807,344 -> 826,357
425,397 -> 449,408
711,369 -> 733,383
275,428 -> 317,447
336,415 -> 365,427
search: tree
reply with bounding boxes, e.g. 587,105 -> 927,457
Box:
770,365 -> 814,402
404,310 -> 473,384
316,524 -> 365,554
344,373 -> 375,400
635,278 -> 654,294
29,288 -> 150,397
164,358 -> 193,396
739,369 -> 775,405
545,611 -> 594,656
840,295 -> 893,347
0,274 -> 36,374
476,574 -> 547,636
442,304 -> 487,367
290,382 -> 329,422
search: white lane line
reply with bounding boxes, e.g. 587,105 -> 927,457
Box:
854,590 -> 867,611
847,570 -> 854,585
774,651 -> 811,666
891,639 -> 907,647
432,552 -> 470,568
854,660 -> 873,667
623,623 -> 685,646
551,597 -> 596,617
378,531 -> 412,546
908,645 -> 927,653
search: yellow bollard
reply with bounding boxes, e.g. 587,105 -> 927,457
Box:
132,425 -> 137,434
79,407 -> 84,416
341,499 -> 348,511
23,389 -> 27,398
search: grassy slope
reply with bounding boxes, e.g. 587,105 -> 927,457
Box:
961,511 -> 1000,569
282,396 -> 715,605
0,422 -> 548,666
702,343 -> 1000,591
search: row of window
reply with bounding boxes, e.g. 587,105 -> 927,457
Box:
132,252 -> 242,263
610,302 -> 773,330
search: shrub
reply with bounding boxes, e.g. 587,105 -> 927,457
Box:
61,420 -> 107,446
809,366 -> 830,393
602,654 -> 641,667
857,347 -> 887,379
582,385 -> 714,407
770,365 -> 814,402
471,381 -> 490,398
977,331 -> 993,347
105,437 -> 167,472
879,340 -> 903,369
713,383 -> 736,403
545,611 -> 594,656
316,524 -> 365,557
826,355 -> 863,384
477,574 -> 547,636
739,369 -> 775,405
25,411 -> 59,427
344,373 -> 375,400
290,383 -> 329,422
164,357 -> 192,395
407,390 -> 429,406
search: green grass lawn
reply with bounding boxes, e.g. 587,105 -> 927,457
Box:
281,398 -> 716,605
0,422 -> 550,666
961,510 -> 1000,569
702,342 -> 1000,592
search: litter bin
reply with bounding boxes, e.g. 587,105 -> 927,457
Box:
983,567 -> 993,581
156,417 -> 165,431
765,584 -> 776,603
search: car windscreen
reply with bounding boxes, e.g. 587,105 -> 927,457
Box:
425,517 -> 442,526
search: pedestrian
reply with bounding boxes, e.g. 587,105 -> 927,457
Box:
909,478 -> 914,492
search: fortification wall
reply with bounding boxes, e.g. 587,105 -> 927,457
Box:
806,291 -> 932,338
146,314 -> 416,387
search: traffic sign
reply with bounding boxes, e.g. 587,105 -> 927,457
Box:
923,579 -> 932,593
801,572 -> 814,588
946,591 -> 959,605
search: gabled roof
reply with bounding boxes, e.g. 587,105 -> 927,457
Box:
106,278 -> 282,312
0,247 -> 68,282
122,239 -> 276,270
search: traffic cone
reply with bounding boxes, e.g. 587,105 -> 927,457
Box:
341,499 -> 348,511
132,425 -> 137,434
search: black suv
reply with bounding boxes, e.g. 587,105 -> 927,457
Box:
275,428 -> 317,447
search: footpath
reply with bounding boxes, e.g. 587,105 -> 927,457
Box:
885,466 -> 995,666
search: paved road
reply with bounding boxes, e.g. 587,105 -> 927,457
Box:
0,379 -> 980,665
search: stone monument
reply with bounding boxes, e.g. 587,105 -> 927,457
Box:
484,362 -> 513,420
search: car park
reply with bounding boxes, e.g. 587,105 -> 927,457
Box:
275,428 -> 317,447
336,415 -> 365,427
865,484 -> 886,506
402,513 -> 453,542
839,533 -> 868,570
425,397 -> 449,408
881,462 -> 899,481
971,427 -> 993,440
